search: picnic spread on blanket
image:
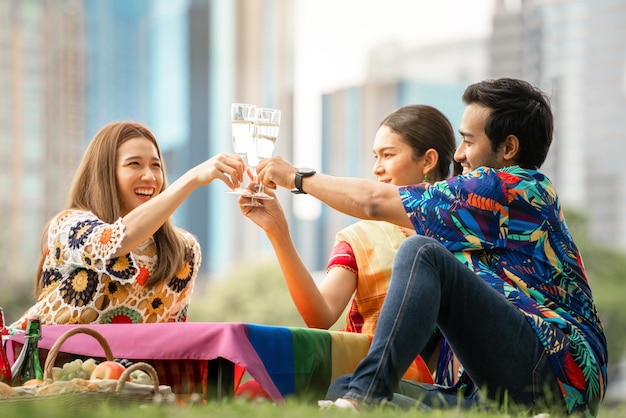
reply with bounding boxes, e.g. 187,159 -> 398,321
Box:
3,321 -> 397,402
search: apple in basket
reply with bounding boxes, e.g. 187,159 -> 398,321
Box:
90,361 -> 128,381
23,379 -> 44,386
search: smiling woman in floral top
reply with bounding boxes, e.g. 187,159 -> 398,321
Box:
11,121 -> 245,330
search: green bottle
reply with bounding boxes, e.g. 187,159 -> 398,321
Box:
10,316 -> 44,386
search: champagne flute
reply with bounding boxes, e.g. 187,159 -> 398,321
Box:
242,107 -> 281,206
228,103 -> 256,195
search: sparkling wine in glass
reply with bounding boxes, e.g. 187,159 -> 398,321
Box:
228,103 -> 256,195
242,107 -> 281,206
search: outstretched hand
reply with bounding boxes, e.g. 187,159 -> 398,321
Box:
256,156 -> 298,191
192,153 -> 245,189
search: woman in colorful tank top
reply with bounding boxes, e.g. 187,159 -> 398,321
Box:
240,105 -> 457,383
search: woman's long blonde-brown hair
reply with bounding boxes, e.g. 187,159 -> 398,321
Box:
35,121 -> 185,294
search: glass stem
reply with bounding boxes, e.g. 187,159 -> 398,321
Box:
250,166 -> 259,200
255,157 -> 265,196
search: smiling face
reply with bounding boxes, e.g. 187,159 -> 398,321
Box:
116,136 -> 164,216
372,124 -> 426,186
455,103 -> 508,175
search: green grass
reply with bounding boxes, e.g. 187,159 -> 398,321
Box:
1,396 -> 625,418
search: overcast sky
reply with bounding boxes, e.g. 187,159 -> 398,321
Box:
294,0 -> 494,93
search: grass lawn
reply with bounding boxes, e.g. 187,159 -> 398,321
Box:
1,396 -> 625,418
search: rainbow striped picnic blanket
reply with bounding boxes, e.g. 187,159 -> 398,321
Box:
7,322 -> 432,401
241,323 -> 373,399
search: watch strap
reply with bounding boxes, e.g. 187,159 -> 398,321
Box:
291,168 -> 316,194
294,172 -> 306,194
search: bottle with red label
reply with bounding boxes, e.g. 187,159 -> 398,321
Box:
0,307 -> 13,385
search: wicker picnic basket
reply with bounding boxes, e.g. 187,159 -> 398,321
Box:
0,327 -> 174,410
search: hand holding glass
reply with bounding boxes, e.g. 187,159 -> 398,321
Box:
228,103 -> 256,195
242,107 -> 281,206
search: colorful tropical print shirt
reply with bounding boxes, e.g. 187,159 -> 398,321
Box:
399,166 -> 607,417
11,210 -> 200,330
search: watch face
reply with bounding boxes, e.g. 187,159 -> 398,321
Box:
298,168 -> 316,176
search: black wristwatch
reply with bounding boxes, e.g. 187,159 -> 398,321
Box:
291,168 -> 316,194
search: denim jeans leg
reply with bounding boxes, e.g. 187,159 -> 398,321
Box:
340,235 -> 443,406
329,235 -> 563,412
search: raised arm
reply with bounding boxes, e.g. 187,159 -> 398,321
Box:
256,156 -> 413,228
239,188 -> 355,328
114,153 -> 245,257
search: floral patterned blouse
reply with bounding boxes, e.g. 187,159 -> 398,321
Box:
10,210 -> 201,330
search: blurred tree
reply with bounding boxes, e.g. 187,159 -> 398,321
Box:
566,210 -> 626,375
1,273 -> 34,326
188,256 -> 311,328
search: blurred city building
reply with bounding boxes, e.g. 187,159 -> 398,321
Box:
0,0 -> 85,281
1,0 -> 626,284
0,0 -> 294,281
490,0 -> 626,248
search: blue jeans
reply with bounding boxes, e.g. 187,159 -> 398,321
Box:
326,235 -> 565,414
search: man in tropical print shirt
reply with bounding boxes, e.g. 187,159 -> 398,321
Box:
253,78 -> 607,417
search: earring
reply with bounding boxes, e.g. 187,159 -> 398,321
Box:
422,175 -> 428,182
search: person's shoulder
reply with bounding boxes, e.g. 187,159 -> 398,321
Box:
48,209 -> 101,227
466,166 -> 546,184
175,227 -> 201,249
339,219 -> 377,231
497,166 -> 553,186
338,219 -> 394,235
496,165 -> 546,176
337,220 -> 403,242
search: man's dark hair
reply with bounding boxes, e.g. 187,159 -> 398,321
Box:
462,78 -> 553,169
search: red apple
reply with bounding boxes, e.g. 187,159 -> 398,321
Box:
90,361 -> 127,381
23,379 -> 44,386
